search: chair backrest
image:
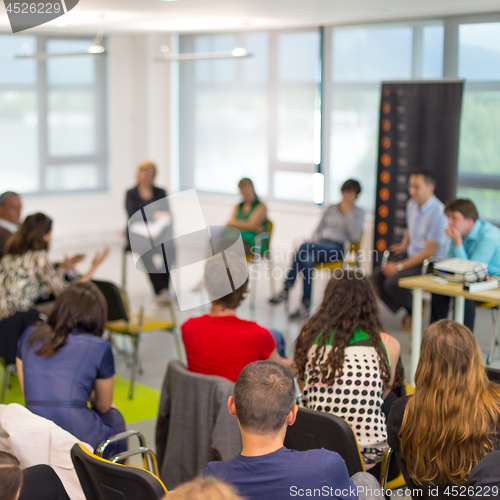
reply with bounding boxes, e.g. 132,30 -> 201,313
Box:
284,407 -> 365,477
71,443 -> 167,500
92,280 -> 129,322
486,367 -> 500,384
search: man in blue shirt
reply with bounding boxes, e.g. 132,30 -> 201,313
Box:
373,171 -> 449,330
204,361 -> 380,500
431,199 -> 500,331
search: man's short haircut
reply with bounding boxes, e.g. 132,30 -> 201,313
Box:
341,179 -> 361,195
445,199 -> 479,221
204,251 -> 248,309
410,170 -> 436,186
233,360 -> 296,435
0,192 -> 19,207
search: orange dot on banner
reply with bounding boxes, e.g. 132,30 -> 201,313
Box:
382,137 -> 391,149
382,102 -> 391,114
377,239 -> 387,252
383,87 -> 390,97
378,222 -> 388,235
382,119 -> 391,131
378,204 -> 389,218
381,154 -> 391,167
380,171 -> 391,184
379,188 -> 390,201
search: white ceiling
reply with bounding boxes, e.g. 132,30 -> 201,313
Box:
0,0 -> 499,35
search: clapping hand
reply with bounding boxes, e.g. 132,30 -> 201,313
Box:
91,247 -> 110,269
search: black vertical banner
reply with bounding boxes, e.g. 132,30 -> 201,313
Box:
373,81 -> 464,269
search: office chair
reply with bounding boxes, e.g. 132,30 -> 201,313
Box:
93,279 -> 181,399
71,439 -> 167,500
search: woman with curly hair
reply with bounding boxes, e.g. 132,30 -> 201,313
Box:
387,319 -> 500,499
294,271 -> 401,472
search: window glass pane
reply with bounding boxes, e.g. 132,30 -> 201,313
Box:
277,86 -> 318,164
422,25 -> 444,79
243,34 -> 268,83
459,23 -> 500,81
456,187 -> 500,223
193,88 -> 268,195
332,27 -> 413,82
330,89 -> 379,210
0,35 -> 37,85
458,91 -> 500,175
47,39 -> 95,85
194,35 -> 236,83
46,164 -> 99,191
273,171 -> 314,202
48,91 -> 96,156
278,32 -> 320,83
0,91 -> 39,193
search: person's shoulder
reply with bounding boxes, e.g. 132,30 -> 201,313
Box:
74,333 -> 110,348
285,448 -> 345,469
389,395 -> 411,422
204,457 -> 237,478
182,315 -> 210,331
126,186 -> 138,196
153,186 -> 167,197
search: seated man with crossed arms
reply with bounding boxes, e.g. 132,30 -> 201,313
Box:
431,198 -> 500,331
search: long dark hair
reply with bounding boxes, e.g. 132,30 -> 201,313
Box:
29,282 -> 107,359
5,213 -> 52,255
238,178 -> 260,204
294,271 -> 390,387
0,452 -> 23,500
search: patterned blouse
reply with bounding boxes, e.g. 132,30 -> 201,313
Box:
302,327 -> 389,468
0,250 -> 66,321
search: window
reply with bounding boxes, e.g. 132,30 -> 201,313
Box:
179,29 -> 320,202
456,20 -> 500,222
0,35 -> 107,194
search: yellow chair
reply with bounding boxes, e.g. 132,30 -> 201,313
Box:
0,357 -> 17,404
93,279 -> 182,399
314,239 -> 362,272
248,220 -> 275,309
71,436 -> 168,500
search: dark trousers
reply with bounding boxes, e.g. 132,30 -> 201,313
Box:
140,249 -> 170,295
19,465 -> 70,500
431,294 -> 476,331
285,241 -> 344,305
372,265 -> 422,314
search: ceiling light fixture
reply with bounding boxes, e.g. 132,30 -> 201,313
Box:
156,32 -> 251,62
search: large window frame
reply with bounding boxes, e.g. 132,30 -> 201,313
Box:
178,13 -> 500,214
0,34 -> 108,195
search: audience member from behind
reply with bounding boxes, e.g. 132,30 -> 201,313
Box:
294,271 -> 401,474
0,451 -> 70,500
165,477 -> 244,500
16,282 -> 126,460
0,213 -> 108,321
431,199 -> 500,331
205,361 -> 385,500
0,191 -> 22,256
182,253 -> 294,383
226,178 -> 267,257
269,179 -> 364,320
387,320 -> 500,499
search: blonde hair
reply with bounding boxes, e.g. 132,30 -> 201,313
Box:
164,477 -> 243,500
136,160 -> 157,183
399,320 -> 500,486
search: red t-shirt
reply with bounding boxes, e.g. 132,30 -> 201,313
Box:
181,314 -> 277,383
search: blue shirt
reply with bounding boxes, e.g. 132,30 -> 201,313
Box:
447,219 -> 500,276
406,195 -> 449,262
204,447 -> 358,500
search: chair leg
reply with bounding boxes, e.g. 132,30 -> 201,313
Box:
171,328 -> 183,361
486,308 -> 499,365
122,249 -> 127,290
268,255 -> 275,297
249,259 -> 259,310
2,364 -> 10,405
129,336 -> 140,399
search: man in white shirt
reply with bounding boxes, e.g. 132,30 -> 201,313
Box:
0,191 -> 22,255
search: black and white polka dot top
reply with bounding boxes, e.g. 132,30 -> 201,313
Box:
302,332 -> 388,467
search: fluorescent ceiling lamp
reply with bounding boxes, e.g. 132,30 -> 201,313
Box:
313,173 -> 325,205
